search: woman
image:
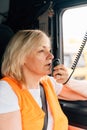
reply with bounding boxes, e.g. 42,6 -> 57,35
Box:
0,29 -> 86,130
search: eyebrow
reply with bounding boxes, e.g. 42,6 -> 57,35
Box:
41,45 -> 51,49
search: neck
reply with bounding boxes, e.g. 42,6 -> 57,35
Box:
22,68 -> 43,89
23,78 -> 40,89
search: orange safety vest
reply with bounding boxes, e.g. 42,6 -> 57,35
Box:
2,76 -> 68,130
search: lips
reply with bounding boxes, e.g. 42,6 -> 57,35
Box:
45,63 -> 52,68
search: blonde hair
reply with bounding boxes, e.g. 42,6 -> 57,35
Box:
1,29 -> 51,82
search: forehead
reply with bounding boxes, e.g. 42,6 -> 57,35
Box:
38,36 -> 51,47
28,33 -> 51,52
36,39 -> 51,49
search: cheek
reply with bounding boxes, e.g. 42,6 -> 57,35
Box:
33,54 -> 46,64
33,58 -> 44,67
24,55 -> 34,67
24,55 -> 44,68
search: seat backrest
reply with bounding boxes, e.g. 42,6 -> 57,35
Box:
0,24 -> 14,78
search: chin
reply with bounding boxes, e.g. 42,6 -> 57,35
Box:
42,69 -> 51,76
42,72 -> 51,76
46,71 -> 51,75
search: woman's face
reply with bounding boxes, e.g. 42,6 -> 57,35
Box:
23,39 -> 54,76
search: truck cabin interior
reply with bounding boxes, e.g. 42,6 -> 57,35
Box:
0,0 -> 87,129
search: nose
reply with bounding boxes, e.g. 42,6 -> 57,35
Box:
48,51 -> 54,60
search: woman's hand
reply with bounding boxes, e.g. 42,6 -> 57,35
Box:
52,64 -> 69,84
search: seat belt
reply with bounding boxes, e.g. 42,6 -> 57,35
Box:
40,84 -> 48,130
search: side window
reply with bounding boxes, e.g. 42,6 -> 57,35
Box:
63,6 -> 87,80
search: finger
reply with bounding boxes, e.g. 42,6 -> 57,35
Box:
53,69 -> 67,77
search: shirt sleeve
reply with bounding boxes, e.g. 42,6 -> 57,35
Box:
49,76 -> 63,95
0,80 -> 20,113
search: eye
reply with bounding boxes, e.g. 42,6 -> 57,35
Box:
50,49 -> 52,53
38,49 -> 44,53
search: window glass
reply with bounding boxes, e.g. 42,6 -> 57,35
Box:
63,6 -> 87,80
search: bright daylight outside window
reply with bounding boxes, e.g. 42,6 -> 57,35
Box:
63,6 -> 87,80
